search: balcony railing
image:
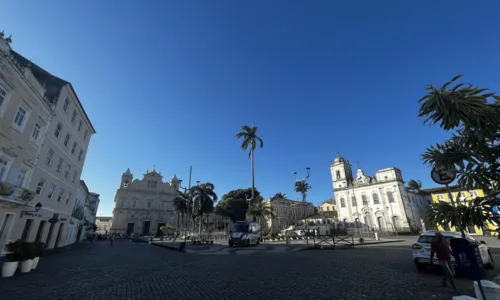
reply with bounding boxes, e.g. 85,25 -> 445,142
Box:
0,181 -> 36,203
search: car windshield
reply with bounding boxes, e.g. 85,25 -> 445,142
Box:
231,223 -> 249,233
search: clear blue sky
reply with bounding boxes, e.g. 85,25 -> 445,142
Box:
2,1 -> 500,215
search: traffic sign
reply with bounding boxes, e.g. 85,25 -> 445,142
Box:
430,167 -> 456,185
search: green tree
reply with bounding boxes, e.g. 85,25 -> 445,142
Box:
294,180 -> 312,202
272,192 -> 286,200
191,182 -> 218,234
172,190 -> 190,232
248,197 -> 276,235
406,179 -> 422,193
419,75 -> 500,237
236,125 -> 264,201
215,188 -> 262,222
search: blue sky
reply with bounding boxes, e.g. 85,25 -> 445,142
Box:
2,1 -> 500,215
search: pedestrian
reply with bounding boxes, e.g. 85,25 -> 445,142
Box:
430,232 -> 458,291
110,233 -> 114,246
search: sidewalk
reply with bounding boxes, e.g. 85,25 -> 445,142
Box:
0,241 -> 93,262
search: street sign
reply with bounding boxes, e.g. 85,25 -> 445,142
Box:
430,167 -> 456,185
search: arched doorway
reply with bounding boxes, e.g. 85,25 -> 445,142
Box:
377,216 -> 386,230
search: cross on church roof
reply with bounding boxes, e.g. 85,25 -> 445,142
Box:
356,160 -> 361,169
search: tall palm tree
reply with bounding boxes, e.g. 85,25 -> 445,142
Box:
406,179 -> 422,193
248,198 -> 276,237
294,180 -> 312,202
191,182 -> 218,234
172,190 -> 190,233
236,125 -> 264,201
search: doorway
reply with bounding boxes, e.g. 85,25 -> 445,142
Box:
54,223 -> 64,248
156,223 -> 165,237
35,221 -> 46,242
142,221 -> 151,236
45,222 -> 56,248
126,223 -> 135,235
21,219 -> 33,240
0,213 -> 14,253
377,216 -> 386,230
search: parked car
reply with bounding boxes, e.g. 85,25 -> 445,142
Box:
412,230 -> 495,272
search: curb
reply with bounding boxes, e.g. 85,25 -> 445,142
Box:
298,239 -> 405,251
150,242 -> 186,253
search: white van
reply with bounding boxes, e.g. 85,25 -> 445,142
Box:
228,221 -> 260,247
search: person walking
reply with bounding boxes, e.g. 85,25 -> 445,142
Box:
430,232 -> 458,291
109,234 -> 114,246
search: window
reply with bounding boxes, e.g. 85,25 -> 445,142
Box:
0,156 -> 11,181
64,164 -> 71,178
0,85 -> 6,108
63,98 -> 70,112
35,178 -> 45,194
78,149 -> 84,161
12,106 -> 27,130
45,149 -> 55,166
351,196 -> 357,207
48,184 -> 56,199
336,171 -> 341,180
387,191 -> 395,203
71,110 -> 77,124
470,190 -> 479,198
84,129 -> 88,140
56,157 -> 63,172
64,133 -> 71,147
437,194 -> 445,202
147,180 -> 157,188
361,195 -> 368,206
132,201 -> 136,208
72,171 -> 77,183
78,120 -> 82,132
57,189 -> 64,202
32,123 -> 41,141
66,193 -> 72,205
71,142 -> 77,154
373,193 -> 380,204
147,201 -> 151,208
54,122 -> 62,138
17,167 -> 28,187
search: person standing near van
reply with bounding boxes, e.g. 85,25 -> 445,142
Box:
430,232 -> 457,291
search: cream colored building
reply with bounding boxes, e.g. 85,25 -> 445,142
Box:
110,168 -> 181,236
319,198 -> 336,212
0,33 -> 96,253
96,216 -> 112,235
330,153 -> 425,232
262,197 -> 315,233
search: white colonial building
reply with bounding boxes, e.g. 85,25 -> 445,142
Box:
330,153 -> 424,232
95,216 -> 112,235
0,32 -> 95,252
110,168 -> 180,236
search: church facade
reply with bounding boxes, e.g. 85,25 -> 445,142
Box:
109,168 -> 181,236
330,154 -> 427,232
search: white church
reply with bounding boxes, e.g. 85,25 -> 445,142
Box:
330,153 -> 427,233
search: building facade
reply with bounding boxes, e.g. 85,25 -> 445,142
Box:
83,192 -> 100,237
319,198 -> 336,213
0,33 -> 95,253
95,216 -> 112,235
330,153 -> 426,232
65,180 -> 88,245
110,168 -> 180,236
262,197 -> 315,234
425,186 -> 497,236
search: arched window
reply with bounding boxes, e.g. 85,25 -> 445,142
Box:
132,200 -> 137,208
336,170 -> 341,180
340,198 -> 346,208
361,194 -> 368,206
351,196 -> 357,207
387,191 -> 395,203
373,193 -> 380,204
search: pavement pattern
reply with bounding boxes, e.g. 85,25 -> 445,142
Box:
0,240 -> 499,300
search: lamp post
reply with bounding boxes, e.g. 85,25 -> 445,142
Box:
293,167 -> 311,202
20,202 -> 42,218
385,197 -> 399,241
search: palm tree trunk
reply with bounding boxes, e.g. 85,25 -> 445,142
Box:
251,147 -> 255,199
199,217 -> 202,235
302,192 -> 306,202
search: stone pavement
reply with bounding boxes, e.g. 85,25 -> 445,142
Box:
1,240 -> 498,300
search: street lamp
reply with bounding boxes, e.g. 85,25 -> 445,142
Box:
293,167 -> 312,202
20,202 -> 42,218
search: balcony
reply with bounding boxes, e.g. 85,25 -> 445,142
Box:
0,181 -> 36,205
